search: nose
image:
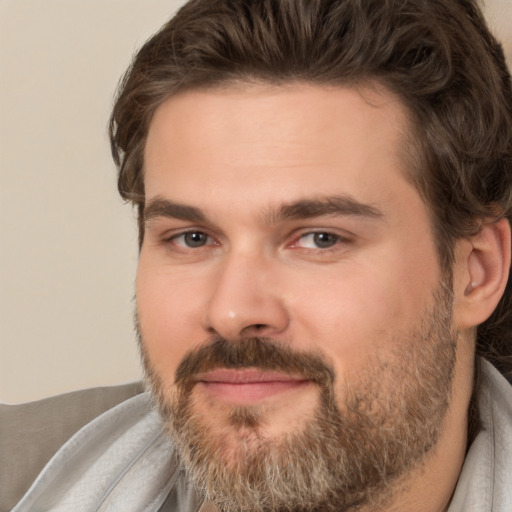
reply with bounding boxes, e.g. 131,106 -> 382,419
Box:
204,251 -> 289,340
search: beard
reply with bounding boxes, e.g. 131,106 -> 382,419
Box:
138,281 -> 457,512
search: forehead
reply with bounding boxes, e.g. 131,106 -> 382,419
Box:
144,82 -> 418,217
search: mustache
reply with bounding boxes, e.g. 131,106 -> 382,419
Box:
174,337 -> 335,390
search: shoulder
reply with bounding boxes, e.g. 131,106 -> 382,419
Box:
0,382 -> 144,511
480,360 -> 512,508
448,360 -> 512,511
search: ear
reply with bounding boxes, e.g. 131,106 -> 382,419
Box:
453,218 -> 511,329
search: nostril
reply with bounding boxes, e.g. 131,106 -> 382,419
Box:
240,323 -> 269,337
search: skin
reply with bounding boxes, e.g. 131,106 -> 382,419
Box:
137,83 -> 506,511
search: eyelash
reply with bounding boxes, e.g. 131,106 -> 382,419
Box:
291,231 -> 347,250
167,230 -> 217,249
165,229 -> 349,252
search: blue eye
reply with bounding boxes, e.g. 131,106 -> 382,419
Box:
173,231 -> 210,248
297,232 -> 341,249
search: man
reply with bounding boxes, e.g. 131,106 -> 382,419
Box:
6,0 -> 512,511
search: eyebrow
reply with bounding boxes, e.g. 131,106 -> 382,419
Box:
144,198 -> 206,223
143,195 -> 384,225
268,195 -> 384,223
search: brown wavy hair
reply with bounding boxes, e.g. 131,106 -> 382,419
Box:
109,0 -> 512,379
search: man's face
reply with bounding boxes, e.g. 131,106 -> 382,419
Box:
137,84 -> 457,511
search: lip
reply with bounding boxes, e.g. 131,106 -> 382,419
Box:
194,369 -> 310,404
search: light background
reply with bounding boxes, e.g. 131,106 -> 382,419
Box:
1,0 -> 511,403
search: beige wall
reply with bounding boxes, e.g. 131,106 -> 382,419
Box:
485,0 -> 512,62
0,0 -> 186,403
1,0 -> 511,403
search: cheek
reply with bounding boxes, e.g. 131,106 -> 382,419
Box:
289,245 -> 440,374
288,271 -> 392,373
136,260 -> 207,376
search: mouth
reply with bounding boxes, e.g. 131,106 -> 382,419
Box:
194,368 -> 311,405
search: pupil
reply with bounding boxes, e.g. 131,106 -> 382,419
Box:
314,232 -> 337,248
185,232 -> 206,247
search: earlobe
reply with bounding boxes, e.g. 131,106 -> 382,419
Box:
454,218 -> 511,329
